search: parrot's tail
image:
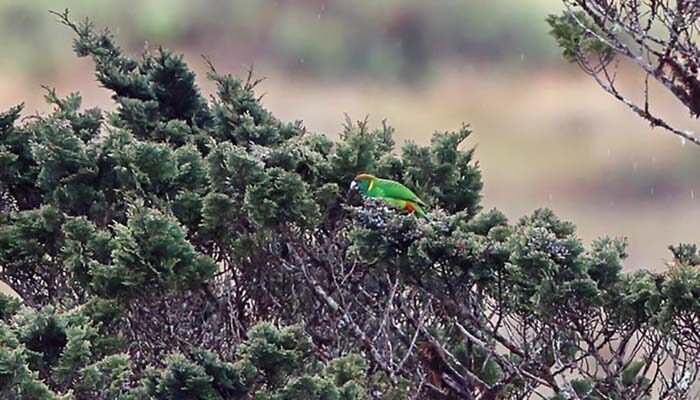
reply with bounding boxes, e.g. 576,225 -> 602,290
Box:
412,203 -> 430,221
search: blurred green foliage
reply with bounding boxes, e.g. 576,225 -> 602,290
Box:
0,0 -> 561,79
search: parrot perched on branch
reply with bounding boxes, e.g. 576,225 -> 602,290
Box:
350,173 -> 429,219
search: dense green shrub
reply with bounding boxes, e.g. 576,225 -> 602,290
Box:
0,10 -> 698,399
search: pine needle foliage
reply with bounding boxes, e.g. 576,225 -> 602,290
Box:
0,10 -> 698,399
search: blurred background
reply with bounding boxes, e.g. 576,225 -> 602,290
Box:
0,0 -> 698,270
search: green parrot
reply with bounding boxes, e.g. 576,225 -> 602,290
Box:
350,173 -> 429,219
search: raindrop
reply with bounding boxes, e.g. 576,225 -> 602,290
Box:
681,137 -> 687,146
300,57 -> 305,64
692,190 -> 695,199
520,53 -> 526,61
632,162 -> 638,171
651,155 -> 657,163
318,13 -> 321,19
548,193 -> 553,201
607,148 -> 611,157
650,186 -> 655,196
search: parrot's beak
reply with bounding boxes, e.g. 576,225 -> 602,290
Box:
349,181 -> 358,190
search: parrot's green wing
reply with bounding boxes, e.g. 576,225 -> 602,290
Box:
374,178 -> 427,206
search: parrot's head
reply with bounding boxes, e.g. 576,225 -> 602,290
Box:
350,173 -> 375,195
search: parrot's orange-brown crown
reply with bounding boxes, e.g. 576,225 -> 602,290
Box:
353,173 -> 375,181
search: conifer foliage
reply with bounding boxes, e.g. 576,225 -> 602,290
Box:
0,10 -> 699,399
